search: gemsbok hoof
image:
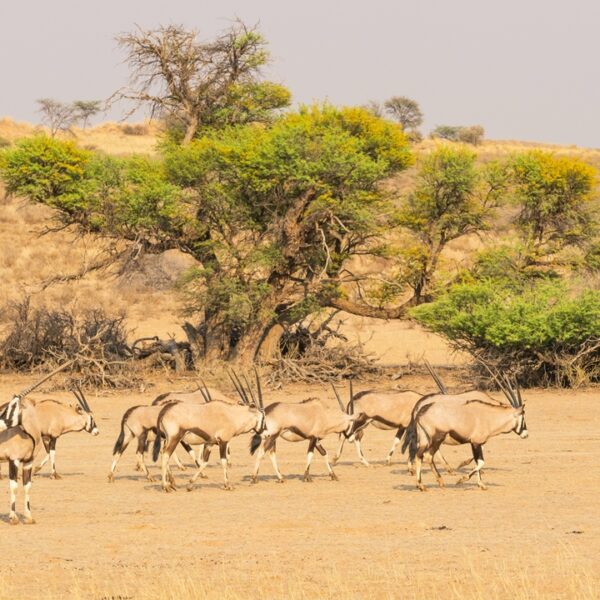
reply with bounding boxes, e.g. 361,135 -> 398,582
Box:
478,483 -> 488,491
9,515 -> 19,525
417,484 -> 428,492
186,483 -> 195,492
330,472 -> 339,481
146,475 -> 156,483
107,473 -> 115,483
50,473 -> 62,480
456,477 -> 467,486
275,477 -> 285,484
250,477 -> 258,485
302,475 -> 313,483
23,517 -> 36,525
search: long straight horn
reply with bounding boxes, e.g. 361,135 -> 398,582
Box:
349,380 -> 354,415
473,355 -> 513,406
73,384 -> 91,413
242,373 -> 258,408
197,376 -> 213,403
253,367 -> 264,409
229,370 -> 249,405
17,359 -> 76,399
424,360 -> 448,394
503,375 -> 520,408
331,384 -> 345,411
515,378 -> 524,407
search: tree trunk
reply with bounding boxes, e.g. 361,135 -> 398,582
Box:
182,114 -> 199,145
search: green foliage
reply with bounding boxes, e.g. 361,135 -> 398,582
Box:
411,279 -> 600,386
509,151 -> 597,260
391,145 -> 507,300
0,136 -> 90,210
167,104 -> 413,342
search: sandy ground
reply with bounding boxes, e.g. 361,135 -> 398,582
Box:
0,375 -> 598,599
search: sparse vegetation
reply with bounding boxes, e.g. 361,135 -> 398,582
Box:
36,98 -> 79,136
431,125 -> 485,145
0,297 -> 136,387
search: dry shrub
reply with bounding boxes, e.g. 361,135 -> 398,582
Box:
0,297 -> 139,388
267,315 -> 381,385
121,123 -> 149,136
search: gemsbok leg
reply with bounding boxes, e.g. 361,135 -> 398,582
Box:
219,441 -> 233,490
303,438 -> 318,482
385,426 -> 405,466
332,434 -> 345,466
353,429 -> 370,467
457,445 -> 486,490
108,427 -> 136,483
316,442 -> 338,481
34,437 -> 52,475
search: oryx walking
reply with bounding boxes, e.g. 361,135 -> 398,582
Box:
404,376 -> 528,491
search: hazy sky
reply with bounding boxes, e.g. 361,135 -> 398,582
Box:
1,0 -> 599,147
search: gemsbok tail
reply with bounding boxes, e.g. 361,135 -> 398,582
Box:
112,405 -> 140,455
152,406 -> 170,462
249,433 -> 262,455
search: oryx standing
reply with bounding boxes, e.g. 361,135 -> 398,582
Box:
34,385 -> 99,479
0,361 -> 74,524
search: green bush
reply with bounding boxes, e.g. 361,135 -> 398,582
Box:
0,136 -> 90,211
411,279 -> 600,387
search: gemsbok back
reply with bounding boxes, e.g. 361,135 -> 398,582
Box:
404,375 -> 528,491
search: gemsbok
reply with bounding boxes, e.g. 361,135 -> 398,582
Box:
153,374 -> 266,492
108,403 -> 199,482
0,361 -> 74,524
404,375 -> 528,491
108,380 -> 234,483
332,362 -> 454,470
33,385 -> 99,479
249,382 -> 357,484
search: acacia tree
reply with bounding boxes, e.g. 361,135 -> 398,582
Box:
0,106 -> 413,360
384,96 -> 423,132
509,151 -> 597,267
73,100 -> 102,128
114,21 -> 290,144
36,98 -> 78,136
384,146 -> 508,303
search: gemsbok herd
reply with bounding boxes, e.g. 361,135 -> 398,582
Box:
0,361 -> 529,524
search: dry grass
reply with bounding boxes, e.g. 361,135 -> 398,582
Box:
0,117 -> 160,155
0,550 -> 596,599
